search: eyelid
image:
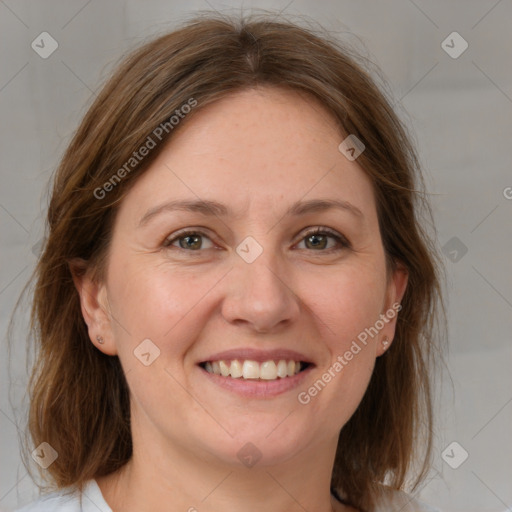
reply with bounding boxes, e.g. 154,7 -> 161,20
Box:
163,226 -> 351,251
297,226 -> 351,250
163,227 -> 217,248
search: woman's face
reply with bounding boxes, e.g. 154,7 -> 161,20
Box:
80,87 -> 407,469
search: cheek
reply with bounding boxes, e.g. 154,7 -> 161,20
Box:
106,254 -> 222,355
295,260 -> 385,414
302,262 -> 387,346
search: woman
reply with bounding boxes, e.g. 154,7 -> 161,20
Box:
16,13 -> 444,512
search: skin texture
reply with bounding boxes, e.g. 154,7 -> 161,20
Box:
73,86 -> 408,512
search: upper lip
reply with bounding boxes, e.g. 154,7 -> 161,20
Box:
199,348 -> 314,364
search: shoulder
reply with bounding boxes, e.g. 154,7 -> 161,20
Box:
372,485 -> 441,512
15,488 -> 80,512
15,480 -> 112,512
332,484 -> 440,512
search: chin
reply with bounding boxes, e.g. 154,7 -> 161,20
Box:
197,420 -> 317,468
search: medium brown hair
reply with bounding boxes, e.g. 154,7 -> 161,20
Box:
16,12 -> 444,511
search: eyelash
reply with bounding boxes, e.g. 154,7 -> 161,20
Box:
163,227 -> 351,254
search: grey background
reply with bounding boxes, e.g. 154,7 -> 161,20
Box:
1,1 -> 511,511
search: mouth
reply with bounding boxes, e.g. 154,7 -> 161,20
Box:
199,359 -> 313,380
196,348 -> 315,398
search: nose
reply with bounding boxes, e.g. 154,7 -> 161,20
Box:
221,248 -> 301,333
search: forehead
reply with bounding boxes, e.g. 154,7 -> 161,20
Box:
117,86 -> 377,226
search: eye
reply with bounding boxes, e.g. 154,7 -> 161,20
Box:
163,230 -> 215,251
295,227 -> 350,252
163,227 -> 350,253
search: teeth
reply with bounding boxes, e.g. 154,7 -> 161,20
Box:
242,360 -> 260,379
230,360 -> 243,378
219,360 -> 230,377
203,359 -> 305,380
276,360 -> 288,378
260,361 -> 277,380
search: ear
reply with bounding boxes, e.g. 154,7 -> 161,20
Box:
68,258 -> 117,356
376,262 -> 408,357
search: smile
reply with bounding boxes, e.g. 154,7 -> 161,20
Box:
201,359 -> 311,380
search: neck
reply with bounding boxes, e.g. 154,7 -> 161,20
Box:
97,423 -> 353,512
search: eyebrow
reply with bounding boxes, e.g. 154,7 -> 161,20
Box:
138,198 -> 363,227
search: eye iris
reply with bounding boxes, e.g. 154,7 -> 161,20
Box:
306,233 -> 327,250
180,234 -> 202,250
172,231 -> 338,251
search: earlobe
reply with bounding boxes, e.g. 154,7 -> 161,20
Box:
68,258 -> 117,356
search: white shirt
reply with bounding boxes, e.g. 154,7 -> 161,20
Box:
16,479 -> 440,511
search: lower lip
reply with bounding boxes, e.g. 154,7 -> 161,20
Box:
198,365 -> 314,398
